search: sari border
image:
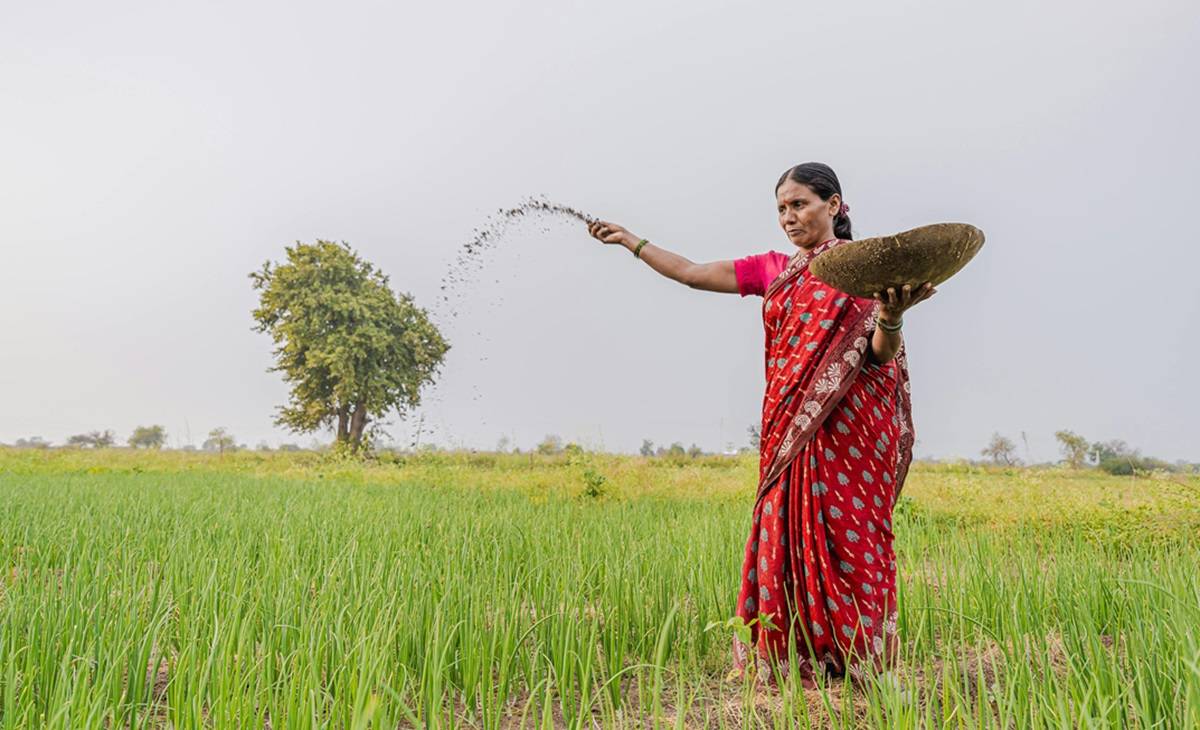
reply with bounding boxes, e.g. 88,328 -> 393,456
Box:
757,312 -> 874,501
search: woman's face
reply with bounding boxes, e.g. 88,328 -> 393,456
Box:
776,179 -> 840,248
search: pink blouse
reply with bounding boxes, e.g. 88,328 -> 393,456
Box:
733,251 -> 791,297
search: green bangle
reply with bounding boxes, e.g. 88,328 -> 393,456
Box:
877,316 -> 903,333
632,239 -> 649,259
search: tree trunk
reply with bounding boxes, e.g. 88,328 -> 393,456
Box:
349,402 -> 369,450
336,405 -> 350,444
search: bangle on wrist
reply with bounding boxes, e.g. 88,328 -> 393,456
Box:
632,239 -> 649,258
877,316 -> 903,333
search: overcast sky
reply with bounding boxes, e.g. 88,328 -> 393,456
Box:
3,0 -> 1197,462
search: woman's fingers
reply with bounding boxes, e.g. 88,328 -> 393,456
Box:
877,283 -> 939,311
589,220 -> 626,244
904,283 -> 936,309
876,282 -> 937,321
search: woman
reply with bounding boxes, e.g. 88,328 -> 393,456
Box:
587,162 -> 935,685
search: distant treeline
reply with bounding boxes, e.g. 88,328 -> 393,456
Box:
981,429 -> 1197,475
5,426 -> 1195,475
3,426 -> 303,454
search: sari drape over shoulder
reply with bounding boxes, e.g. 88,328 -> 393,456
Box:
733,238 -> 915,681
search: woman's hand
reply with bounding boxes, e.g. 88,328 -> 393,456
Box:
875,282 -> 936,323
869,282 -> 935,363
587,220 -> 640,249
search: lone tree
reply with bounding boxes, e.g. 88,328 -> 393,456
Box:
250,241 -> 449,453
1054,430 -> 1089,469
128,425 -> 166,449
203,428 -> 236,454
981,433 -> 1018,466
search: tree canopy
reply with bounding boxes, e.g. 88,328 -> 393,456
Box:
981,433 -> 1018,465
1054,430 -> 1089,469
203,428 -> 236,454
250,241 -> 449,452
128,425 -> 166,449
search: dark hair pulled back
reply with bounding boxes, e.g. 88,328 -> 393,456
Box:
775,162 -> 852,240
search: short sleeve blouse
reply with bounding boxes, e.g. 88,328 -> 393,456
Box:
733,251 -> 791,297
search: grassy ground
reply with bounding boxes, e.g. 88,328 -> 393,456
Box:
1,448 -> 1197,728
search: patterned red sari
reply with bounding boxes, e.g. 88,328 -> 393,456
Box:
733,238 -> 914,682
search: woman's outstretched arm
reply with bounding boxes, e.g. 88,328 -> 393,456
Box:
587,220 -> 739,293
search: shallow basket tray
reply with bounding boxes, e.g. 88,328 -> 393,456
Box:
809,222 -> 985,298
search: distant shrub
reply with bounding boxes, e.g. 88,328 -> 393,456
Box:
1098,455 -> 1174,476
536,435 -> 563,455
1088,438 -> 1179,475
68,430 -> 116,449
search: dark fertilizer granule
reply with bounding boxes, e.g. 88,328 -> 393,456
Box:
436,195 -> 597,320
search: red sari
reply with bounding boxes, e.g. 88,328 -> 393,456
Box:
732,238 -> 914,681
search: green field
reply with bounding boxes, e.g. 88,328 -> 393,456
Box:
1,449 -> 1198,728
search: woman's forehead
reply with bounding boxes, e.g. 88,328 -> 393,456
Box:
777,180 -> 815,204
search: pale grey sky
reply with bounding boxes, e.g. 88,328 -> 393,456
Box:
2,0 -> 1197,461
